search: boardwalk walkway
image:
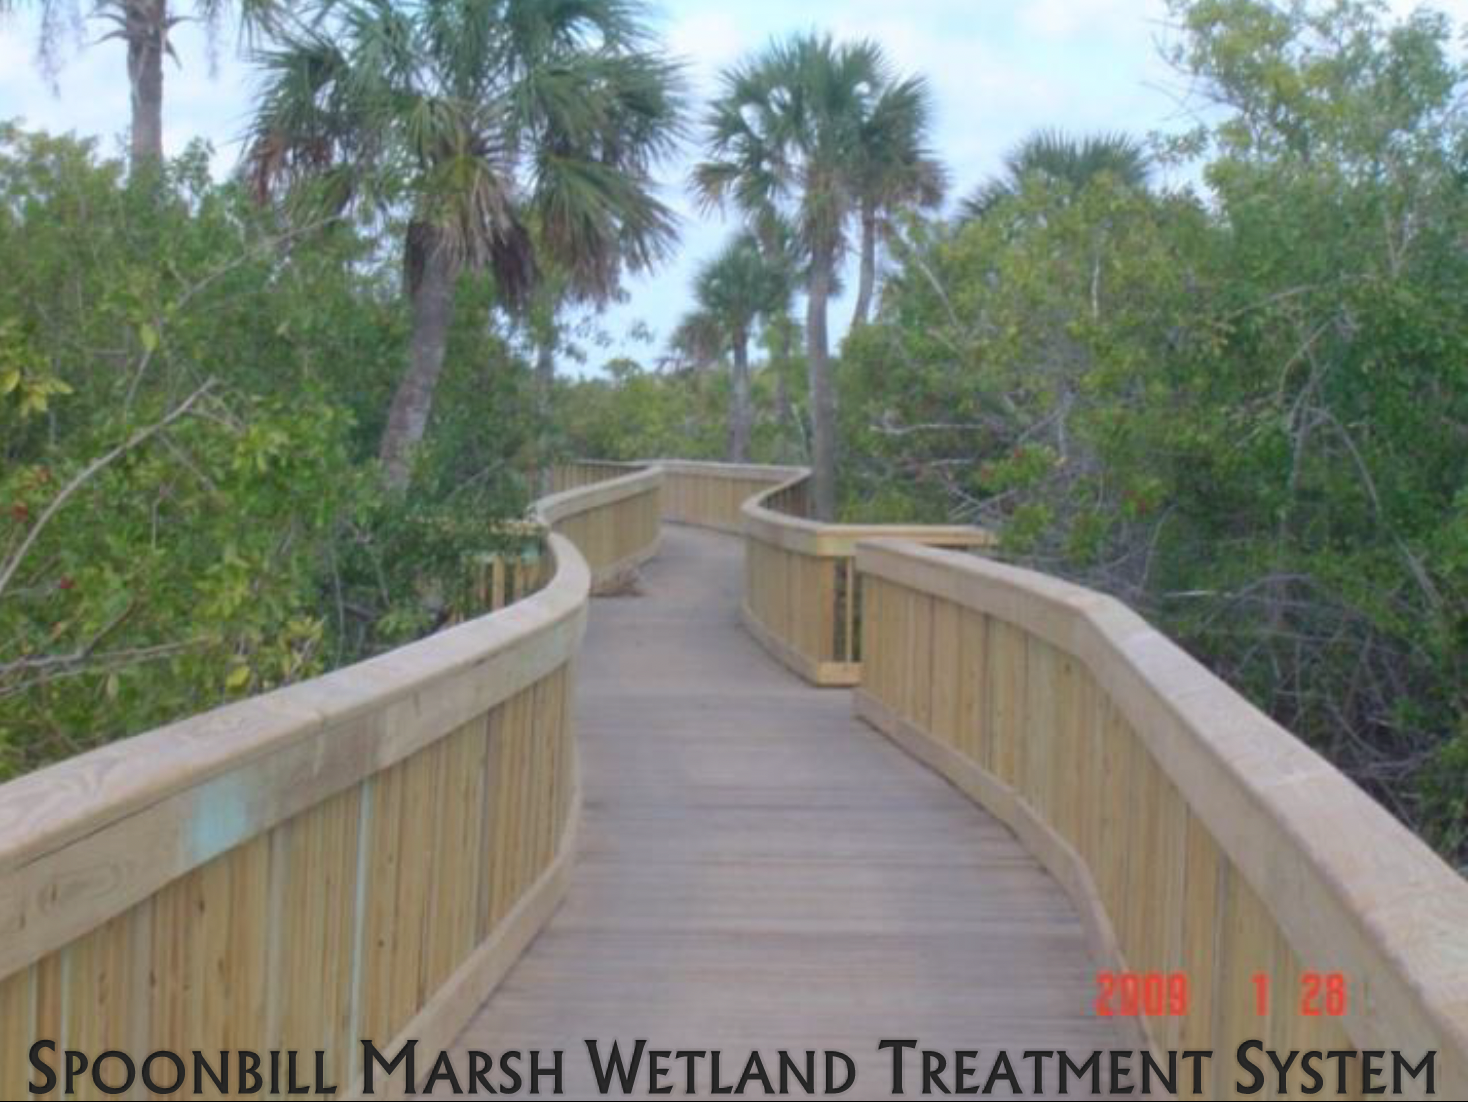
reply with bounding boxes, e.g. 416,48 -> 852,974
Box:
445,525 -> 1124,1097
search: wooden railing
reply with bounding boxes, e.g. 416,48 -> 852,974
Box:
855,538 -> 1468,1100
641,457 -> 1467,1095
550,457 -> 795,533
654,459 -> 799,533
0,472 -> 661,1100
550,458 -> 987,684
536,465 -> 662,594
545,459 -> 641,495
740,468 -> 991,684
14,454 -> 1460,1100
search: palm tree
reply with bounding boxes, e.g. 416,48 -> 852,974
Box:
248,0 -> 683,487
960,129 -> 1150,220
695,33 -> 890,519
6,0 -> 284,172
849,76 -> 945,328
666,309 -> 725,376
691,232 -> 791,462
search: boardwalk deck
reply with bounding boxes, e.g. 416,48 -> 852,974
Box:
443,525 -> 1126,1098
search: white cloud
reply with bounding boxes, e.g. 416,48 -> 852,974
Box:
667,8 -> 757,92
1017,0 -> 1168,39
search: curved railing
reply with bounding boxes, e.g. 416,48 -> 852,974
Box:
536,464 -> 662,594
655,458 -> 801,533
855,538 -> 1468,1099
10,455 -> 1463,1100
0,472 -> 661,1098
740,467 -> 991,684
552,456 -> 798,533
639,457 -> 1468,1096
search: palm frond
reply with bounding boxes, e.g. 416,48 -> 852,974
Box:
245,0 -> 684,307
961,128 -> 1151,221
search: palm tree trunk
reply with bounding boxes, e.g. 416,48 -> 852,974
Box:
535,336 -> 555,494
728,328 -> 752,463
124,0 -> 167,173
851,203 -> 878,328
381,237 -> 456,489
806,250 -> 837,520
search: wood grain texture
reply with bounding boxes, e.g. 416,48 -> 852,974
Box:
443,526 -> 1124,1099
856,542 -> 1468,1099
4,455 -> 1456,1101
738,470 -> 993,686
0,467 -> 670,1097
538,467 -> 662,594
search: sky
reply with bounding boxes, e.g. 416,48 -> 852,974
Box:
2,0 -> 1459,372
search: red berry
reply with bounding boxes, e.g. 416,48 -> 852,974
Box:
58,576 -> 75,591
9,503 -> 27,521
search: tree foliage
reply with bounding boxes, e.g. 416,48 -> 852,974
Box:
248,0 -> 685,483
842,0 -> 1468,862
694,33 -> 935,518
0,127 -> 539,778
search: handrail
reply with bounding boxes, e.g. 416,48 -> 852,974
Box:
854,537 -> 1468,1099
0,470 -> 662,1098
607,456 -> 1468,1094
535,464 -> 663,594
739,467 -> 992,684
24,451 -> 1457,1099
646,457 -> 800,533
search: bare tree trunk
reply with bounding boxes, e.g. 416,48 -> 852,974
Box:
806,251 -> 837,520
125,0 -> 167,173
381,236 -> 456,489
851,203 -> 878,329
727,327 -> 752,463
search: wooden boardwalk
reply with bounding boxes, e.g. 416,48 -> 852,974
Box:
444,525 -> 1125,1097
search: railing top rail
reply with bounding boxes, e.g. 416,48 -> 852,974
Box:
645,458 -> 807,481
856,535 -> 1468,1067
0,466 -> 659,977
0,536 -> 587,875
740,468 -> 993,556
536,464 -> 662,525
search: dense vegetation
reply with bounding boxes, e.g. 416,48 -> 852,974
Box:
4,0 -> 1467,867
0,130 -> 547,778
562,0 -> 1468,865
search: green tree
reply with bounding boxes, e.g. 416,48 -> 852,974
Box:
696,33 -> 923,518
666,309 -> 725,375
4,0 -> 285,172
842,0 -> 1468,861
554,356 -> 724,462
960,129 -> 1150,220
248,0 -> 684,487
0,125 -> 547,778
849,73 -> 945,327
690,232 -> 792,461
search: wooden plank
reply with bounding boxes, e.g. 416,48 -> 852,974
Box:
447,525 -> 1121,1099
855,536 -> 1468,1085
0,537 -> 590,980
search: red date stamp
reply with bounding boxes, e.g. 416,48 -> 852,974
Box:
1253,971 -> 1349,1017
1094,971 -> 1190,1017
1094,971 -> 1350,1018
